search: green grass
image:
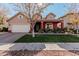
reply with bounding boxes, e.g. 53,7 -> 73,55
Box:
15,34 -> 79,43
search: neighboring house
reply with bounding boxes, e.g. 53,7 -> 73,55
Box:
2,16 -> 8,27
7,12 -> 31,32
32,13 -> 42,21
58,13 -> 79,29
45,13 -> 56,20
0,16 -> 8,30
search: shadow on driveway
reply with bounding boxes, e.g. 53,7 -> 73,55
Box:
57,43 -> 79,56
6,43 -> 46,56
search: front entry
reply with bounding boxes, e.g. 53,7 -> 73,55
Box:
34,22 -> 41,32
45,23 -> 53,30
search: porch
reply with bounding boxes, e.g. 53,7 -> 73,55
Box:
34,20 -> 64,33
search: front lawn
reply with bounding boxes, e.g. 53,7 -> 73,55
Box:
15,34 -> 79,43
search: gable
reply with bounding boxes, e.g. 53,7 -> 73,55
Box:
45,13 -> 56,20
32,13 -> 42,20
7,12 -> 29,22
8,12 -> 30,25
59,13 -> 79,27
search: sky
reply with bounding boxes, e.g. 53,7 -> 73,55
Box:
42,3 -> 70,18
0,3 -> 72,18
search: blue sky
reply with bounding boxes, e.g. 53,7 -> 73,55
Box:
1,3 -> 71,18
42,3 -> 70,18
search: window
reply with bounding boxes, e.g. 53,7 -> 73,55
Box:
45,23 -> 53,29
18,15 -> 24,20
57,23 -> 61,28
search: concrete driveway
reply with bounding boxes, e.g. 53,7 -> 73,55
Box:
0,33 -> 26,43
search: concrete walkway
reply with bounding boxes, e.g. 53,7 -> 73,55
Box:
0,43 -> 79,51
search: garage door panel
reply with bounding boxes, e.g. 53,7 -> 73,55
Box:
12,25 -> 30,32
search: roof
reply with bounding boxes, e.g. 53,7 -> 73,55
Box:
35,19 -> 63,22
7,12 -> 30,22
58,12 -> 79,19
32,13 -> 42,18
45,13 -> 56,19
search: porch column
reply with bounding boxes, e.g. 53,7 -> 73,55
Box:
61,21 -> 64,29
41,21 -> 44,29
52,22 -> 54,29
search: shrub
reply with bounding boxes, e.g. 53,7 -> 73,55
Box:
2,27 -> 8,32
63,27 -> 67,32
38,29 -> 44,33
53,28 -> 63,33
0,28 -> 2,32
44,28 -> 53,33
63,27 -> 75,34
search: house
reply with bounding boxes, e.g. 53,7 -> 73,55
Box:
7,12 -> 31,32
32,13 -> 42,21
2,16 -> 8,27
0,16 -> 8,31
7,12 -> 64,33
58,12 -> 79,30
33,13 -> 64,32
0,9 -> 8,29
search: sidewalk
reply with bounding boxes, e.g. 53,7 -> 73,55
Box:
0,43 -> 79,51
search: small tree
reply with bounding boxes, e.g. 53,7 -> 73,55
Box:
0,6 -> 9,25
0,5 -> 9,32
0,16 -> 4,25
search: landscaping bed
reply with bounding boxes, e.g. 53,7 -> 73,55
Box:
15,34 -> 79,43
1,50 -> 79,56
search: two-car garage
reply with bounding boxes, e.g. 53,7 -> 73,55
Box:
12,24 -> 30,32
7,12 -> 31,33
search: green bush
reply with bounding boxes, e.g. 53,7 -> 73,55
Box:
63,27 -> 67,32
2,27 -> 8,32
0,28 -> 2,32
53,28 -> 64,33
44,28 -> 53,33
38,29 -> 44,33
73,29 -> 79,34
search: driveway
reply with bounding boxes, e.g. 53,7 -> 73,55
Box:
0,33 -> 26,43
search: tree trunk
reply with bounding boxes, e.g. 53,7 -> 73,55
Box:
31,21 -> 35,37
77,29 -> 78,34
32,27 -> 35,37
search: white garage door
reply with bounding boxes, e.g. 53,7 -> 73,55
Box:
12,25 -> 30,32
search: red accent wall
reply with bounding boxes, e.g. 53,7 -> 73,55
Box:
43,22 -> 45,29
53,22 -> 57,29
38,20 -> 64,31
61,21 -> 64,29
41,21 -> 44,29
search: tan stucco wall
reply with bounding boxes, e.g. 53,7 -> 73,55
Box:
8,14 -> 30,31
